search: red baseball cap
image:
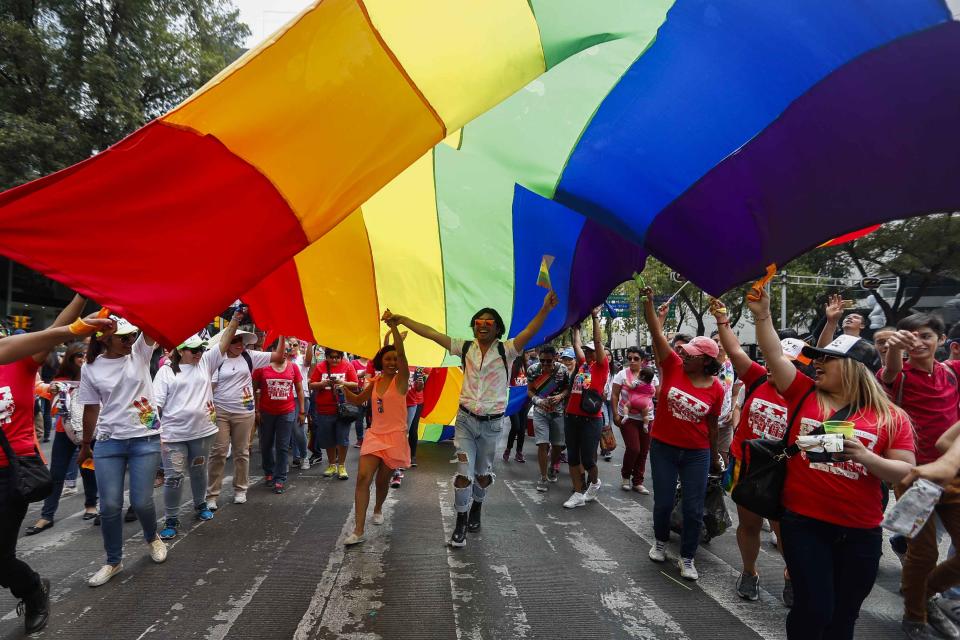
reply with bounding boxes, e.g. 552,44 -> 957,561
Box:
679,336 -> 720,359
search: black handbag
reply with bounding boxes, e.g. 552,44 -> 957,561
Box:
579,388 -> 604,415
0,426 -> 53,503
730,386 -> 824,520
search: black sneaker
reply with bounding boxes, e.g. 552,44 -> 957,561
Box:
18,578 -> 50,634
901,620 -> 936,640
124,506 -> 137,522
736,572 -> 760,601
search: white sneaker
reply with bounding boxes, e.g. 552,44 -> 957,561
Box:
937,595 -> 960,626
149,538 -> 168,563
300,459 -> 311,470
563,492 -> 586,509
61,485 -> 79,497
621,480 -> 632,491
344,533 -> 365,546
633,484 -> 650,495
233,491 -> 247,504
88,563 -> 123,587
371,512 -> 384,525
648,541 -> 667,563
205,499 -> 218,511
679,557 -> 699,581
584,480 -> 602,502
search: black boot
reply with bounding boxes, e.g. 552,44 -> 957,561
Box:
19,578 -> 50,634
450,512 -> 469,548
467,501 -> 483,533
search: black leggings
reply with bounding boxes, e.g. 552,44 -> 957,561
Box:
507,405 -> 529,452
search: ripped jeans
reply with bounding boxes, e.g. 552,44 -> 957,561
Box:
161,434 -> 215,520
453,409 -> 502,513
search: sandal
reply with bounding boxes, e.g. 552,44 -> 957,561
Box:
82,511 -> 99,521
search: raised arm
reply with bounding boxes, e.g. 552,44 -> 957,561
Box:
817,294 -> 844,348
587,307 -> 603,366
572,324 -> 584,363
709,298 -> 753,377
387,321 -> 410,395
513,290 -> 559,352
881,330 -> 921,384
0,311 -> 113,365
32,294 -> 88,364
640,287 -> 671,364
217,310 -> 243,354
270,335 -> 285,364
383,309 -> 451,352
746,288 -> 796,394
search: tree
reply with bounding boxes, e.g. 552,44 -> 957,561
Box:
0,0 -> 250,190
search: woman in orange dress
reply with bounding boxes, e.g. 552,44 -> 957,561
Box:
338,319 -> 410,545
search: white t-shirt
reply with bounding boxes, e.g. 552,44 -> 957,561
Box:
449,338 -> 519,416
78,335 -> 159,440
211,350 -> 273,414
154,348 -> 225,443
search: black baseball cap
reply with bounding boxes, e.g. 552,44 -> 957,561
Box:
801,335 -> 882,373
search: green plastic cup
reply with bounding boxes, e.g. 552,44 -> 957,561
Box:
822,420 -> 855,438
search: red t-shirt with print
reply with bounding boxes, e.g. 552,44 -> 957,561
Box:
406,367 -> 430,407
729,361 -> 789,460
781,372 -> 915,529
649,351 -> 724,450
880,361 -> 959,464
253,363 -> 302,415
565,356 -> 610,418
0,357 -> 40,467
310,360 -> 359,416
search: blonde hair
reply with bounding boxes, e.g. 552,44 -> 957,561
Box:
816,358 -> 910,442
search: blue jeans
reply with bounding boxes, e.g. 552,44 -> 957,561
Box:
650,439 -> 710,559
407,403 -> 423,460
354,410 -> 366,441
161,435 -> 214,519
781,511 -> 881,640
64,448 -> 79,484
314,413 -> 351,448
41,430 -> 98,520
260,411 -> 295,482
452,409 -> 502,513
94,435 -> 162,565
288,420 -> 308,460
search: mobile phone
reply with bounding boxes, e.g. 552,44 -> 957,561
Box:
842,300 -> 854,309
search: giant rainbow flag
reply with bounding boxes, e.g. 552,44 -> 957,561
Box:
1,0 -> 958,366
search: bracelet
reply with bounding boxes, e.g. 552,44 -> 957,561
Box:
754,314 -> 770,322
717,321 -> 730,326
68,318 -> 98,336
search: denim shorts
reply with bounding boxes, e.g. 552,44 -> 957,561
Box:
314,412 -> 352,448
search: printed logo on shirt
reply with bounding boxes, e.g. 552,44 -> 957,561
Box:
572,368 -> 592,395
666,387 -> 711,423
266,378 -> 294,401
0,386 -> 13,425
206,400 -> 216,424
748,398 -> 788,439
241,386 -> 254,411
132,397 -> 158,429
798,418 -> 877,480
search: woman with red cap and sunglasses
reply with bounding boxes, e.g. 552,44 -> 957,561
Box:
748,288 -> 914,640
338,317 -> 410,545
640,287 -> 724,582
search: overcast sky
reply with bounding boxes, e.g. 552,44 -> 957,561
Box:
233,0 -> 313,48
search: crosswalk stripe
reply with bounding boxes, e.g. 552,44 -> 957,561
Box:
436,479 -> 488,640
294,489 -> 399,640
597,489 -> 788,640
505,480 -> 690,640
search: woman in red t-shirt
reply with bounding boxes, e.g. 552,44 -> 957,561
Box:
639,287 -> 724,582
308,349 -> 359,480
748,289 -> 914,640
252,357 -> 304,495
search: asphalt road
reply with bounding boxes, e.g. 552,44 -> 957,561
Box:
1,429 -> 908,639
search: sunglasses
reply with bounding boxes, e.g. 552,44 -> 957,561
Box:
474,319 -> 496,328
376,398 -> 384,414
116,333 -> 137,344
627,356 -> 642,362
326,353 -> 343,359
185,346 -> 205,354
814,354 -> 841,364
